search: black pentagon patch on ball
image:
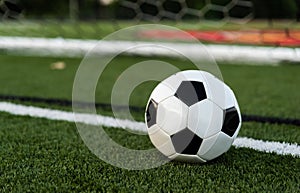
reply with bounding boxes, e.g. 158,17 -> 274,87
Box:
146,99 -> 158,128
174,81 -> 207,106
171,128 -> 203,155
221,107 -> 240,137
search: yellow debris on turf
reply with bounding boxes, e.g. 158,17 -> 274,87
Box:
50,61 -> 66,70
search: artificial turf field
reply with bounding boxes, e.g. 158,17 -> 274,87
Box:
0,54 -> 299,192
0,22 -> 299,192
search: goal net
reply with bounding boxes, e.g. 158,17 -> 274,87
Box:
0,0 -> 300,64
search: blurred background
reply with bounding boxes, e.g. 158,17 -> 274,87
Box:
4,0 -> 299,21
0,0 -> 299,41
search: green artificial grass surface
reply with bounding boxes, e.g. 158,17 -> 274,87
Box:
0,50 -> 299,192
238,122 -> 300,144
0,54 -> 299,119
0,20 -> 299,40
0,112 -> 299,192
0,21 -> 119,39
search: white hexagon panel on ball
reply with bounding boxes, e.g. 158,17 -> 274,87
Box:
198,132 -> 234,161
148,82 -> 175,104
188,99 -> 224,139
156,96 -> 188,136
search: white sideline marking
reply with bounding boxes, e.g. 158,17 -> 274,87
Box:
0,101 -> 145,132
0,101 -> 299,158
233,137 -> 300,158
1,36 -> 300,64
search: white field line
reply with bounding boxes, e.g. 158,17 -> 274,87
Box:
1,36 -> 300,65
0,101 -> 145,132
0,101 -> 299,158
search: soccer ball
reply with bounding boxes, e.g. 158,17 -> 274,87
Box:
145,70 -> 241,163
